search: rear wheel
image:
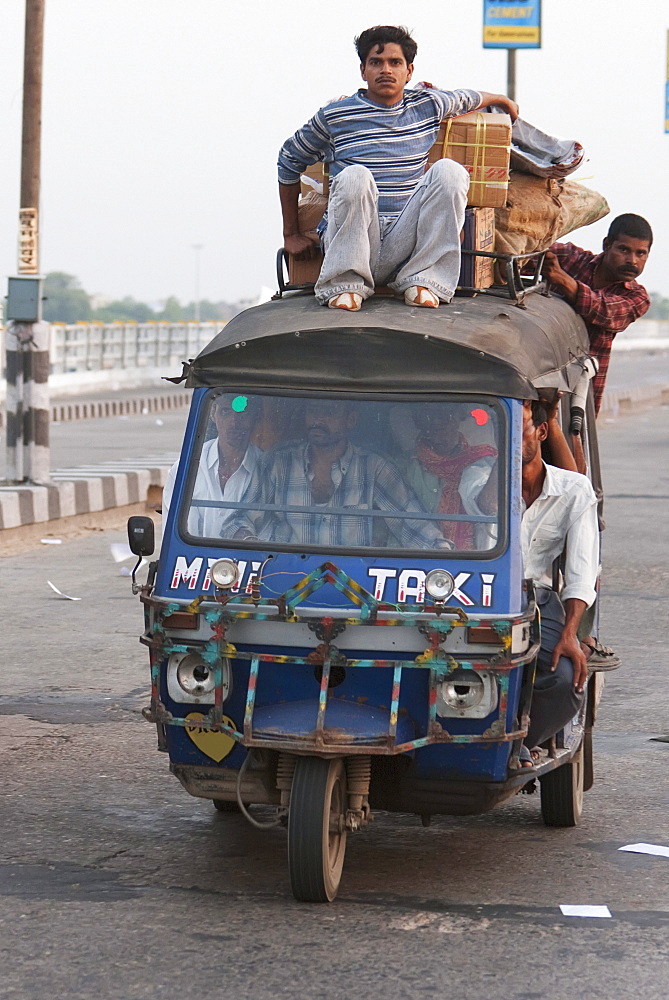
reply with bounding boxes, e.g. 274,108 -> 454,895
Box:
288,756 -> 347,902
583,728 -> 594,791
540,747 -> 584,827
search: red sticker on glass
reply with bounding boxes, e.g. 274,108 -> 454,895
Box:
470,408 -> 489,426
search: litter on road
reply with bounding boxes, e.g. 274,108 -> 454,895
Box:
618,843 -> 669,858
559,905 -> 612,918
109,542 -> 134,563
46,580 -> 82,601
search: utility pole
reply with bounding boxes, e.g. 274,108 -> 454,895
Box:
5,0 -> 49,485
192,244 -> 203,323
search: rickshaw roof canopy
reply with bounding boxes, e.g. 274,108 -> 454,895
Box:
184,293 -> 591,398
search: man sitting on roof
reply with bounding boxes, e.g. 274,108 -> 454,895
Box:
278,24 -> 518,313
542,214 -> 652,414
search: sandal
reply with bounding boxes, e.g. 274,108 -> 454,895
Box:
516,745 -> 535,769
328,292 -> 362,311
583,639 -> 621,671
404,285 -> 440,308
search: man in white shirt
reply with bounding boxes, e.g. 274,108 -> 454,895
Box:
163,393 -> 263,537
521,399 -> 599,755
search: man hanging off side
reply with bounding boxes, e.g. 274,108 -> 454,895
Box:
278,25 -> 518,312
542,214 -> 652,414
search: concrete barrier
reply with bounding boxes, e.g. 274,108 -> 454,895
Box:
0,457 -> 174,530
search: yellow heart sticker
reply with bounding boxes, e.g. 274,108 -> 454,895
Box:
184,713 -> 237,762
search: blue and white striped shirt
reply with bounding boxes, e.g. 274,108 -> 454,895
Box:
278,86 -> 481,219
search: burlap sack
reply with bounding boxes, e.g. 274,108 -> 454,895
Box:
297,191 -> 327,244
494,172 -> 609,255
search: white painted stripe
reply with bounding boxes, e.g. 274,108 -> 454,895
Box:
0,492 -> 22,530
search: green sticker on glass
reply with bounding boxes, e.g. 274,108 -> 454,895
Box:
231,395 -> 248,413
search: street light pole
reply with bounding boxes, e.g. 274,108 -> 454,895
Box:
192,244 -> 203,323
5,0 -> 50,485
506,48 -> 516,102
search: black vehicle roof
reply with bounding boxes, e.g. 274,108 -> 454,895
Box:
185,292 -> 590,399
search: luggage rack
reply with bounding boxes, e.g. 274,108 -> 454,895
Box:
275,247 -> 549,308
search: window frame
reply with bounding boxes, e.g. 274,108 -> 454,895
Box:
177,388 -> 509,561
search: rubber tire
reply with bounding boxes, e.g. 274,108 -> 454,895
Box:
288,756 -> 347,903
583,728 -> 594,792
212,799 -> 240,813
539,748 -> 584,827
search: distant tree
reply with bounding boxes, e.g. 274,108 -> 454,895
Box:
157,296 -> 185,322
43,272 -> 92,323
39,273 -> 248,324
646,292 -> 669,320
92,297 -> 154,323
182,299 -> 228,321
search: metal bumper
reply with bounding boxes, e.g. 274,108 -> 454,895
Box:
140,562 -> 539,756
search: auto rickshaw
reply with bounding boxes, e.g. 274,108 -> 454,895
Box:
128,281 -> 604,902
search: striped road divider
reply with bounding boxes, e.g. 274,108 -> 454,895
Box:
0,388 -> 192,430
0,454 -> 178,530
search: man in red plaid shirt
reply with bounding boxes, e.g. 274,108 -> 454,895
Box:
542,214 -> 652,414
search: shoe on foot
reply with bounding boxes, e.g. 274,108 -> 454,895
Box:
404,285 -> 440,308
583,638 -> 621,671
328,292 -> 362,311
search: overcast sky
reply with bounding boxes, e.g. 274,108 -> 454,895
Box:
1,0 -> 668,306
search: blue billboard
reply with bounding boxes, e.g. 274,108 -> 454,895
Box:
483,1 -> 542,49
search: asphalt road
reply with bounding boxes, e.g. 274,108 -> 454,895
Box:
1,406 -> 668,999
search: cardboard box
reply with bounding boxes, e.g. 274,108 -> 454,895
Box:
459,207 -> 495,289
288,248 -> 323,286
286,191 -> 326,285
427,111 -> 511,208
300,161 -> 330,198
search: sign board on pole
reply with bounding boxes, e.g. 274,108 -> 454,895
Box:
483,1 -> 541,49
18,208 -> 39,274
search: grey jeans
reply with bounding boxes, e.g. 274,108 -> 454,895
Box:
525,589 -> 586,749
314,160 -> 470,305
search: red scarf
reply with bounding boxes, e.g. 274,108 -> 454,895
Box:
416,435 -> 497,549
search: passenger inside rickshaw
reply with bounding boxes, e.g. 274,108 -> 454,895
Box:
162,392 -> 263,537
398,402 -> 498,551
184,393 -> 502,554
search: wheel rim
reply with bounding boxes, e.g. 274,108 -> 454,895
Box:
323,759 -> 347,897
288,756 -> 348,902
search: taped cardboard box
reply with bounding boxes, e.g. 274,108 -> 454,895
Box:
459,207 -> 495,289
287,190 -> 326,285
427,111 -> 512,208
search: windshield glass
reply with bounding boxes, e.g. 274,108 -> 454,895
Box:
181,392 -> 504,555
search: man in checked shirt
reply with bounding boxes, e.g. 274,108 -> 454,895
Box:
542,214 -> 652,415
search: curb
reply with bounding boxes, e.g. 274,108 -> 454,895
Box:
0,457 -> 175,531
0,388 -> 191,430
598,384 -> 669,418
